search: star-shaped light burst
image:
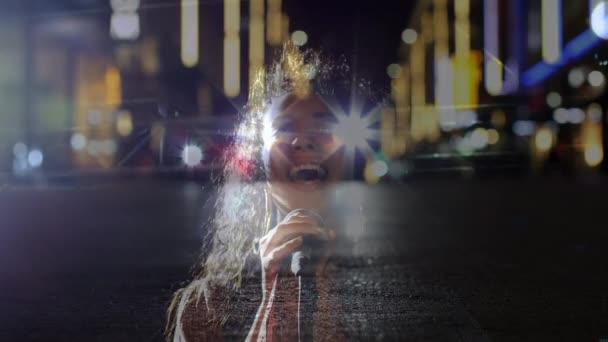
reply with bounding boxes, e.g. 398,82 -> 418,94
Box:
325,99 -> 381,169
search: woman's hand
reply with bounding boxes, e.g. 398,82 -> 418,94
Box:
258,210 -> 335,291
246,210 -> 336,342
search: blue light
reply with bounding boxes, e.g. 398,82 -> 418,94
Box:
522,29 -> 602,87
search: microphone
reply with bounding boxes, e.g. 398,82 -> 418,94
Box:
284,209 -> 326,341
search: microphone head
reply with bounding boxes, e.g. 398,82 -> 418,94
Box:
285,209 -> 327,276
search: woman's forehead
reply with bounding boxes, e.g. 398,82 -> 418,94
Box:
268,95 -> 334,122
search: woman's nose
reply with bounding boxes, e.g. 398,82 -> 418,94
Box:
291,135 -> 317,151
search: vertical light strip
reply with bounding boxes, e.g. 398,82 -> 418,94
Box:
484,0 -> 503,96
542,0 -> 562,63
503,0 -> 523,94
411,23 -> 426,142
455,0 -> 470,58
421,9 -> 438,141
434,0 -> 450,108
391,64 -> 410,155
249,0 -> 265,95
181,0 -> 199,67
224,0 -> 240,97
266,0 -> 282,45
281,13 -> 290,42
453,0 -> 473,109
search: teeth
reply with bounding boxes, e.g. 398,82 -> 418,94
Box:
289,164 -> 327,180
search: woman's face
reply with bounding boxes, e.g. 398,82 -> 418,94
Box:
264,94 -> 345,213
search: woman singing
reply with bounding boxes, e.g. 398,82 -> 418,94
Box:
166,46 -> 367,341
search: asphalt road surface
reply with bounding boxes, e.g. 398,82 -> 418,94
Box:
1,177 -> 607,341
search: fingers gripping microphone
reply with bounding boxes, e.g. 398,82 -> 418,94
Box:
285,209 -> 326,341
288,209 -> 326,276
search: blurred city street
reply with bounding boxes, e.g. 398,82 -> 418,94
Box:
2,0 -> 608,341
1,177 -> 607,341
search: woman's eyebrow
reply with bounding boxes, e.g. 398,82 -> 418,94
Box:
312,111 -> 338,123
271,116 -> 292,127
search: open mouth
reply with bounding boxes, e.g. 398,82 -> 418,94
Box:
289,164 -> 328,182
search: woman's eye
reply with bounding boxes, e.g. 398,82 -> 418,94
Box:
272,124 -> 295,140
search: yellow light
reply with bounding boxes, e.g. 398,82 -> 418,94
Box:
224,0 -> 240,97
535,128 -> 553,152
581,108 -> 604,167
249,0 -> 264,96
485,58 -> 503,96
454,52 -> 482,107
150,122 -> 165,151
491,110 -> 506,128
105,65 -> 122,106
141,37 -> 160,75
364,159 -> 388,184
584,144 -> 603,167
487,128 -> 499,144
386,64 -> 402,79
266,0 -> 282,45
281,14 -> 289,42
181,0 -> 199,68
434,0 -> 449,57
454,0 -> 470,58
381,107 -> 396,158
116,110 -> 133,136
224,36 -> 240,97
541,0 -> 562,63
391,65 -> 409,155
410,37 -> 426,142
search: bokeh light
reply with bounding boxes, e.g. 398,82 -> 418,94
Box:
568,68 -> 585,88
470,128 -> 489,149
386,64 -> 402,79
568,108 -> 585,124
291,30 -> 308,46
591,1 -> 608,39
13,142 -> 27,158
546,92 -> 562,108
513,120 -> 535,136
70,133 -> 87,151
553,108 -> 569,124
584,144 -> 603,167
535,128 -> 553,152
587,103 -> 603,123
27,149 -> 43,168
116,110 -> 133,136
401,29 -> 418,44
588,70 -> 605,87
110,13 -> 140,40
370,160 -> 389,178
487,129 -> 500,145
182,144 -> 204,167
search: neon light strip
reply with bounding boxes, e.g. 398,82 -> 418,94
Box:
521,29 -> 602,87
502,0 -> 524,94
541,0 -> 562,63
484,0 -> 503,95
